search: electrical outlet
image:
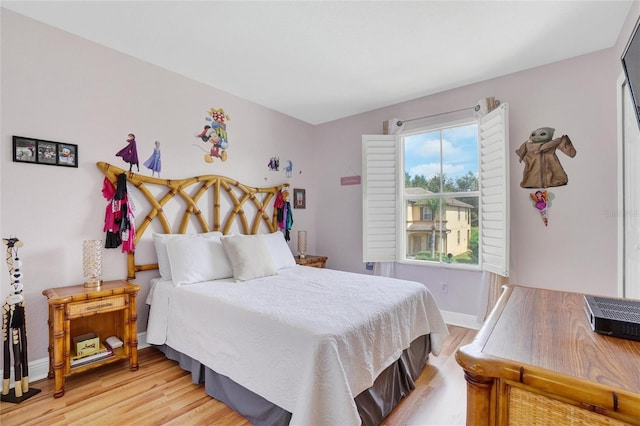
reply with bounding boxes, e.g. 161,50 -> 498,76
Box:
440,282 -> 448,293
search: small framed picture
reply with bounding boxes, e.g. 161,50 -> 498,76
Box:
12,136 -> 78,168
57,143 -> 78,167
12,136 -> 37,163
293,188 -> 306,209
37,140 -> 57,165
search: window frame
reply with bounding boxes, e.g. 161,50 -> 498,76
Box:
362,103 -> 509,276
398,117 -> 481,270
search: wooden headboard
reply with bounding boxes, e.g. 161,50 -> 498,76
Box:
97,162 -> 289,279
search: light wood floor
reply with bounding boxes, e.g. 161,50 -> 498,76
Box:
1,325 -> 475,426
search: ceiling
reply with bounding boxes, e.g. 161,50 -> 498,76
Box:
2,1 -> 634,125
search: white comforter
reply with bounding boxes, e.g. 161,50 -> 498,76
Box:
146,266 -> 448,426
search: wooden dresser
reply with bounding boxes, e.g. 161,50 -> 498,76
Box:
456,285 -> 640,425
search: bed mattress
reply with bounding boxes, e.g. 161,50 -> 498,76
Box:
146,266 -> 448,425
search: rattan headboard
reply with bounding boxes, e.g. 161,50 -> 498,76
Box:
97,162 -> 289,279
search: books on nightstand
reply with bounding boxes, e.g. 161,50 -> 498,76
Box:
69,336 -> 124,368
70,343 -> 114,368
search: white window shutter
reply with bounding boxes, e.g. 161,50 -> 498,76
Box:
362,135 -> 397,262
479,103 -> 510,277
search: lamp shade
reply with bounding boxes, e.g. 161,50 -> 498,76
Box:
297,230 -> 307,259
83,240 -> 103,288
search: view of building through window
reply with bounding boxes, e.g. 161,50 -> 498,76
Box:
403,122 -> 479,265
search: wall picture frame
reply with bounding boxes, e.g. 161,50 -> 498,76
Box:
293,188 -> 306,209
12,136 -> 37,163
12,136 -> 78,168
57,143 -> 78,167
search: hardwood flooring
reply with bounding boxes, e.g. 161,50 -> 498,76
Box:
1,325 -> 475,426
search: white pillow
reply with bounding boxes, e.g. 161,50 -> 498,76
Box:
221,234 -> 277,281
262,231 -> 296,270
153,232 -> 223,280
166,236 -> 233,286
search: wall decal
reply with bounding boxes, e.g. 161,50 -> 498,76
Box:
268,156 -> 280,171
143,141 -> 162,177
515,127 -> 576,188
530,190 -> 551,227
194,107 -> 230,163
284,160 -> 293,178
115,133 -> 139,172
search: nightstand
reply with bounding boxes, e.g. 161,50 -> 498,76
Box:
294,255 -> 328,268
42,280 -> 140,397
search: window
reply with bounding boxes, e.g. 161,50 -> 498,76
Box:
363,103 -> 509,276
403,121 -> 479,266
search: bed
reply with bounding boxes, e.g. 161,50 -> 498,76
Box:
97,162 -> 449,426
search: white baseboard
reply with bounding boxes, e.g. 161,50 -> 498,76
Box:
441,310 -> 482,330
1,332 -> 149,387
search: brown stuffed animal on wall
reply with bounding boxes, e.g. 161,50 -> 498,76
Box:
515,127 -> 576,188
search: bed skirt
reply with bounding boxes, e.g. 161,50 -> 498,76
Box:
157,334 -> 431,426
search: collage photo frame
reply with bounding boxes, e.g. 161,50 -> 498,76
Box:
12,136 -> 78,168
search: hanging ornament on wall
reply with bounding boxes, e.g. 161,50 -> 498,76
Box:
529,190 -> 554,227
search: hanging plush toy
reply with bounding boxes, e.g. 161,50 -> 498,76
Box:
274,190 -> 293,241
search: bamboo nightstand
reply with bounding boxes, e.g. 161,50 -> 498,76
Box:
42,280 -> 140,397
294,255 -> 328,268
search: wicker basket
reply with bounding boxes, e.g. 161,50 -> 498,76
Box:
508,386 -> 630,426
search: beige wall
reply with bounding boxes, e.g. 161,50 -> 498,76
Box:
313,4 -> 640,317
0,10 -> 316,362
2,4 -> 639,366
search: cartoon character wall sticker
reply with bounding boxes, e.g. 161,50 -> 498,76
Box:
115,133 -> 162,177
515,127 -> 576,226
530,190 -> 551,227
268,156 -> 280,171
284,160 -> 293,178
115,133 -> 139,172
143,141 -> 162,177
194,107 -> 230,163
267,157 -> 294,179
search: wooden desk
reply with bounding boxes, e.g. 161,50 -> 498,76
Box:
456,285 -> 640,425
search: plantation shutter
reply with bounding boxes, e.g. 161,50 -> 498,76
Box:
479,103 -> 510,276
362,135 -> 397,262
